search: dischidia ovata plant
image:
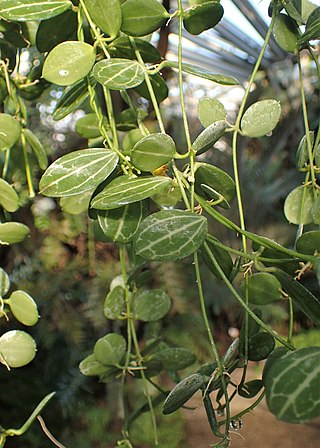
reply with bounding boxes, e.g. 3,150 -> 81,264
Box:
0,0 -> 319,446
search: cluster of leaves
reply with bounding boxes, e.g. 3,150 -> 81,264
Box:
0,0 -> 319,446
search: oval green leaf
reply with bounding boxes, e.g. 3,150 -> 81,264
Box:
312,195 -> 320,225
40,148 -> 118,197
0,330 -> 36,368
241,100 -> 281,138
121,0 -> 170,37
23,128 -> 48,170
183,2 -> 224,35
265,347 -> 320,423
198,97 -> 227,127
156,347 -> 196,371
0,0 -> 73,21
97,200 -> 146,244
0,268 -> 10,297
200,238 -> 233,280
134,289 -> 171,322
0,113 -> 21,151
295,132 -> 314,170
43,41 -> 96,86
79,353 -> 110,377
109,36 -> 161,63
162,373 -> 203,414
75,113 -> 109,139
131,133 -> 176,171
296,231 -> 320,255
83,0 -> 122,39
192,120 -> 227,155
122,128 -> 144,155
248,332 -> 275,361
53,77 -> 93,121
273,269 -> 320,326
93,333 -> 126,366
247,272 -> 282,306
36,9 -> 77,52
133,209 -> 208,261
104,285 -> 125,320
133,73 -> 169,103
8,290 -> 39,326
60,191 -> 92,215
194,162 -> 236,209
163,61 -> 238,86
0,178 -> 19,212
93,58 -> 145,90
273,14 -> 299,52
284,185 -> 314,225
91,175 -> 171,210
0,222 -> 29,245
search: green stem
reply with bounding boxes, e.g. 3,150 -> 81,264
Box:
288,297 -> 294,343
2,149 -> 10,179
21,132 -> 35,198
297,54 -> 317,192
199,196 -> 317,264
129,38 -> 166,134
103,86 -> 119,149
219,390 -> 266,427
203,242 -> 295,351
194,252 -> 230,440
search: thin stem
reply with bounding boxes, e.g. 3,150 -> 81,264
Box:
37,417 -> 66,448
297,54 -> 317,192
129,37 -> 166,134
177,0 -> 195,210
21,132 -> 35,198
2,149 -> 10,179
203,242 -> 295,351
288,297 -> 294,343
194,252 -> 230,440
171,162 -> 190,209
103,86 -> 119,149
219,390 -> 266,427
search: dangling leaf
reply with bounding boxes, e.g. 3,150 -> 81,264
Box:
43,41 -> 96,86
156,348 -> 196,370
131,133 -> 176,171
36,9 -> 77,52
133,73 -> 169,103
53,77 -> 94,121
162,61 -> 238,85
122,128 -> 144,155
248,332 -> 275,361
134,289 -> 171,322
312,195 -> 320,224
241,100 -> 281,138
284,185 -> 314,225
273,13 -> 299,52
109,36 -> 161,63
97,200 -> 146,243
75,113 -> 109,139
200,238 -> 233,280
162,373 -> 204,414
91,175 -> 171,210
265,347 -> 320,423
133,209 -> 208,261
247,273 -> 282,306
94,333 -> 126,366
83,0 -> 122,39
40,148 -> 118,197
23,128 -> 48,170
198,98 -> 227,127
194,162 -> 236,208
104,286 -> 125,320
296,231 -> 320,255
192,120 -> 227,155
0,330 -> 36,368
0,0 -> 73,21
0,178 -> 19,212
273,269 -> 320,326
60,191 -> 92,215
295,132 -> 314,170
299,7 -> 320,44
0,113 -> 21,151
94,58 -> 145,90
79,354 -> 111,377
7,290 -> 39,326
183,1 -> 224,35
0,222 -> 29,245
120,0 -> 170,37
0,268 -> 10,297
